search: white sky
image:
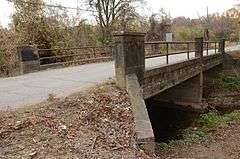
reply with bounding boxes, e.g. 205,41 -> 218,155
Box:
0,0 -> 239,27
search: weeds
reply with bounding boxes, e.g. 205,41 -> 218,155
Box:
158,110 -> 240,151
214,75 -> 240,91
197,111 -> 240,129
222,76 -> 240,90
197,112 -> 226,128
157,142 -> 169,150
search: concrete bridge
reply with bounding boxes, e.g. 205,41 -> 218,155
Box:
0,30 -> 239,152
112,31 -> 236,151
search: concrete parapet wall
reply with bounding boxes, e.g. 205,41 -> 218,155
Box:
143,58 -> 202,99
19,60 -> 40,74
203,54 -> 223,71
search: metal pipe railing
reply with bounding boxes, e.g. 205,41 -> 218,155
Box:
144,40 -> 221,65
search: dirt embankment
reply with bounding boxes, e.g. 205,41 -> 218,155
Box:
0,81 -> 153,159
159,123 -> 240,159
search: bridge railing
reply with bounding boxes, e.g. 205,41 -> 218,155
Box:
145,41 -> 196,64
144,40 -> 220,64
37,46 -> 112,70
203,41 -> 219,55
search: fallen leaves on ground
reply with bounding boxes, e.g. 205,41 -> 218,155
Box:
0,81 -> 153,159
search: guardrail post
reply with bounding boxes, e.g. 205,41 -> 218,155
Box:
113,31 -> 145,88
17,45 -> 40,74
195,37 -> 204,59
219,39 -> 225,54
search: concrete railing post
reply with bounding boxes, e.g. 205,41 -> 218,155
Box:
113,31 -> 145,88
113,32 -> 155,153
195,37 -> 204,59
17,45 -> 40,74
219,39 -> 226,54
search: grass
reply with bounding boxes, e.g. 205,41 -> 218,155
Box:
197,111 -> 240,128
157,110 -> 240,151
213,75 -> 240,91
221,76 -> 240,90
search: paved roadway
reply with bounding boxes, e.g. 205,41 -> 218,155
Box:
0,46 -> 239,109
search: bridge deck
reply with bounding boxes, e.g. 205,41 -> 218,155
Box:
0,46 -> 239,109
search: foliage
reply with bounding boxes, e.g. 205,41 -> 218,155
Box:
174,26 -> 203,41
197,112 -> 226,128
0,27 -> 18,76
1,1 -> 240,76
87,0 -> 143,44
221,76 -> 240,90
213,76 -> 240,91
146,9 -> 171,41
157,142 -> 169,150
197,111 -> 240,129
12,0 -> 51,48
206,14 -> 238,41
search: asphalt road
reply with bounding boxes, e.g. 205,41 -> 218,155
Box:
0,46 -> 239,109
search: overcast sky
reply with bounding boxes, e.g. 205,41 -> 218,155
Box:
0,0 -> 239,27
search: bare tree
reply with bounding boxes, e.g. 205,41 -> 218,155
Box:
88,0 -> 142,43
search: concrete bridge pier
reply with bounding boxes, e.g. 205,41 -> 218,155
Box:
113,31 -> 155,152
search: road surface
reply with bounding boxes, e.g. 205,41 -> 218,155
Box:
0,46 -> 239,109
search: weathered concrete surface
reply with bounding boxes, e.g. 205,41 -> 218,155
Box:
143,47 -> 237,100
0,45 -> 239,109
18,45 -> 40,74
143,58 -> 202,99
113,32 -> 145,88
154,74 -> 204,110
126,74 -> 155,152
